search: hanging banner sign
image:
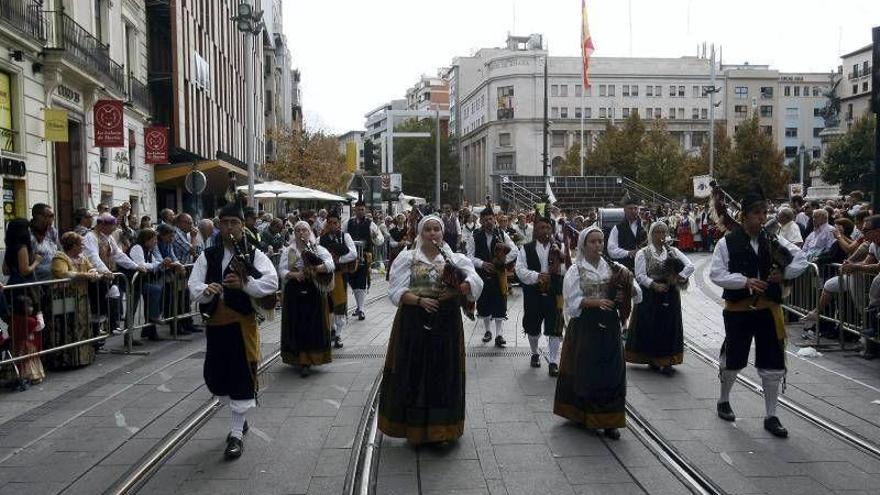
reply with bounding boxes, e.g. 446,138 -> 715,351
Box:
44,108 -> 68,142
788,183 -> 804,199
692,175 -> 713,199
144,126 -> 169,164
93,99 -> 125,147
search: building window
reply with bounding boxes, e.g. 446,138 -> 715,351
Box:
678,86 -> 685,97
669,85 -> 676,97
812,147 -> 821,159
654,107 -> 661,118
560,85 -> 569,97
100,147 -> 109,173
761,125 -> 773,136
692,108 -> 699,119
599,107 -> 607,119
560,107 -> 568,119
552,132 -> 565,147
794,86 -> 800,97
813,107 -> 822,117
607,85 -> 615,96
584,85 -> 591,97
495,153 -> 514,171
701,108 -> 708,119
853,63 -> 860,77
785,127 -> 798,138
575,107 -> 582,119
575,84 -> 583,97
692,85 -> 700,97
551,85 -> 559,97
785,107 -> 798,118
813,127 -> 823,138
0,71 -> 18,153
734,105 -> 748,117
128,128 -> 136,179
499,133 -> 511,147
784,146 -> 798,158
655,85 -> 662,97
812,86 -> 820,97
760,86 -> 773,99
668,107 -> 676,119
760,105 -> 773,117
853,84 -> 859,95
803,86 -> 809,96
599,85 -> 606,97
551,107 -> 559,118
584,107 -> 592,118
784,86 -> 791,96
497,86 -> 514,120
646,85 -> 653,97
677,108 -> 684,119
622,85 -> 630,97
864,81 -> 869,92
646,108 -> 653,119
631,85 -> 638,97
622,108 -> 630,118
734,86 -> 748,99
692,132 -> 705,148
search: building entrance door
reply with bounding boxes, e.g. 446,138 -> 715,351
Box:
54,120 -> 83,233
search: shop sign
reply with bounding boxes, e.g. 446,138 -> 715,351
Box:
93,99 -> 125,147
145,126 -> 169,164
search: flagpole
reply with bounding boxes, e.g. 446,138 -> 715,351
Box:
580,92 -> 585,175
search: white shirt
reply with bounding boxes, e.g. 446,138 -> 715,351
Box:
465,229 -> 517,269
634,245 -> 695,288
562,258 -> 642,319
319,232 -> 357,264
387,247 -> 483,307
709,234 -> 808,290
343,217 -> 385,246
188,247 -> 279,304
277,243 -> 334,280
778,221 -> 803,245
128,244 -> 164,272
795,212 -> 810,228
514,241 -> 564,285
607,220 -> 641,260
83,231 -> 139,273
802,222 -> 837,259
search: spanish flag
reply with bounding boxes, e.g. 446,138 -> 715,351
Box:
581,0 -> 594,88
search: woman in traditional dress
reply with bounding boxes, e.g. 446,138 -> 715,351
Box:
676,208 -> 696,252
625,221 -> 694,374
554,226 -> 641,439
378,215 -> 483,444
279,221 -> 334,377
47,232 -> 102,369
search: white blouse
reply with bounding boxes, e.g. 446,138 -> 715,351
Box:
388,248 -> 484,307
277,243 -> 335,280
562,258 -> 643,319
188,247 -> 279,304
634,244 -> 695,288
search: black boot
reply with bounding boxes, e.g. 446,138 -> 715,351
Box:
603,428 -> 620,440
224,436 -> 243,460
333,337 -> 344,349
763,416 -> 788,438
548,363 -> 559,377
494,335 -> 506,348
716,402 -> 736,422
530,354 -> 541,368
482,331 -> 492,343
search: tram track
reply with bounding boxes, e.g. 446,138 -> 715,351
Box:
103,291 -> 387,495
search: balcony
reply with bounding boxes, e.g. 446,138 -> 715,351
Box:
0,126 -> 17,153
0,0 -> 46,43
44,10 -> 126,97
128,75 -> 151,112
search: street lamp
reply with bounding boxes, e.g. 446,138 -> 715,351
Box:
798,144 -> 806,186
231,1 -> 264,207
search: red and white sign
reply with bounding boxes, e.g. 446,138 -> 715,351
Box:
145,126 -> 169,164
93,99 -> 125,147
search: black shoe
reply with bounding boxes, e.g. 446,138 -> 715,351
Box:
494,335 -> 506,348
530,354 -> 541,368
548,363 -> 559,377
224,436 -> 243,460
717,402 -> 736,422
333,337 -> 344,349
482,331 -> 492,343
648,363 -> 661,371
763,416 -> 788,438
300,365 -> 311,378
226,421 -> 249,443
604,428 -> 621,440
358,311 -> 365,321
660,366 -> 675,376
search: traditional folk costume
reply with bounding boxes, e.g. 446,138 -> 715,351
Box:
554,227 -> 642,437
466,208 -> 517,347
345,203 -> 384,320
709,189 -> 807,438
46,251 -> 97,369
280,221 -> 335,372
318,212 -> 356,348
378,216 -> 483,444
607,200 -> 647,273
676,212 -> 696,251
188,204 -> 279,459
386,216 -> 408,281
514,215 -> 566,376
625,222 -> 695,372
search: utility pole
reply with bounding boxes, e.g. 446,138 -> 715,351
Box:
799,144 -> 806,186
233,1 -> 264,207
708,44 -> 717,178
542,55 -> 549,182
872,27 -> 879,211
435,107 -> 441,208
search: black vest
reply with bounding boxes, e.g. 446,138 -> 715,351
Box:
616,219 -> 646,251
347,217 -> 373,253
722,228 -> 782,303
198,245 -> 263,317
521,241 -> 563,298
473,230 -> 494,263
389,226 -> 405,243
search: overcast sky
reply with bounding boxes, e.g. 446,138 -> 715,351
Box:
282,0 -> 879,135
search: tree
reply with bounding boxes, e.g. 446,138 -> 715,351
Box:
820,115 -> 876,193
714,116 -> 788,200
392,119 -> 460,205
558,142 -> 584,176
263,128 -> 352,193
584,113 -> 645,177
635,121 -> 689,198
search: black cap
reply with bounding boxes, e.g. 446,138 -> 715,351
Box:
219,202 -> 244,220
328,206 -> 341,220
354,200 -> 365,208
622,195 -> 638,207
739,183 -> 767,214
480,201 -> 494,218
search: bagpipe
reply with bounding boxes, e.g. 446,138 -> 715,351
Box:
432,239 -> 476,321
227,233 -> 279,311
319,230 -> 358,274
297,234 -> 335,293
601,253 -> 634,327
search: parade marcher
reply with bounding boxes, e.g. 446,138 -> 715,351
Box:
515,210 -> 566,376
554,226 -> 641,439
279,221 -> 334,375
345,201 -> 384,320
188,202 -> 279,459
461,210 -> 478,254
467,204 -> 517,347
386,213 -> 409,281
710,187 -> 807,438
676,208 -> 696,252
319,208 -> 357,348
607,197 -> 647,272
441,204 -> 461,253
625,221 -> 694,374
378,215 -> 482,444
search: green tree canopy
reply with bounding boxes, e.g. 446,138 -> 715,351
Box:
635,121 -> 689,198
820,115 -> 876,193
393,119 -> 460,205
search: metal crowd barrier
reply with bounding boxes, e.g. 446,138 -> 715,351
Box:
813,263 -> 880,349
128,263 -> 197,340
0,272 -> 133,370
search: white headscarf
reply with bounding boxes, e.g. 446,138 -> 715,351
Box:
575,225 -> 604,270
292,220 -> 316,250
414,215 -> 457,262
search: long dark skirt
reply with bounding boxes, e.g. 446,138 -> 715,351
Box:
625,287 -> 684,367
44,284 -> 95,370
378,299 -> 465,444
281,278 -> 332,366
554,308 -> 626,429
476,271 -> 507,319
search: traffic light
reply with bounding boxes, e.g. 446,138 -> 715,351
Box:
363,140 -> 374,171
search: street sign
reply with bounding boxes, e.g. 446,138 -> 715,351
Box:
390,173 -> 402,192
185,170 -> 207,195
788,183 -> 804,199
381,173 -> 390,190
692,175 -> 713,198
442,182 -> 448,192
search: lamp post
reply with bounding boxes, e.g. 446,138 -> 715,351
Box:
799,144 -> 806,186
232,1 -> 264,207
